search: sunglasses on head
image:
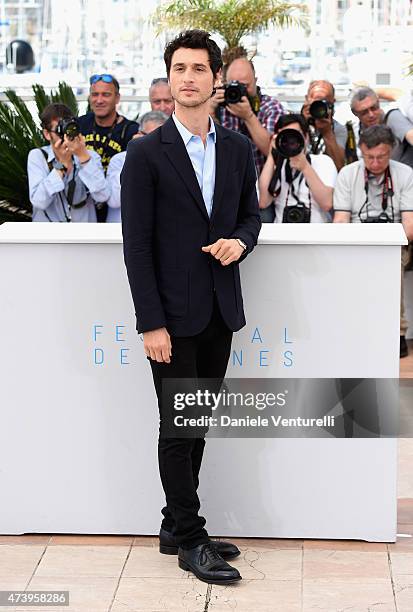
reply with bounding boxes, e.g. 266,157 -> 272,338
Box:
89,74 -> 119,90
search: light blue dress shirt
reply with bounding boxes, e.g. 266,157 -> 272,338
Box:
27,145 -> 109,222
172,113 -> 216,217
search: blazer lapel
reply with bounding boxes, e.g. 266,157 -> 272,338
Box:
161,117 -> 209,221
210,123 -> 231,223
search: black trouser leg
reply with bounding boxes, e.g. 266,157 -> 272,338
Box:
149,298 -> 232,549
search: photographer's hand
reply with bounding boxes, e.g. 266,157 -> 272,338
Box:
209,86 -> 225,119
53,139 -> 73,174
64,135 -> 91,164
227,96 -> 254,121
314,116 -> 333,137
289,151 -> 310,173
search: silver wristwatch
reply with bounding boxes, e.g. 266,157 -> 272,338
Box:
235,238 -> 247,251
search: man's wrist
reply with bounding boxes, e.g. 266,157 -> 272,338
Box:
78,153 -> 91,164
234,237 -> 247,251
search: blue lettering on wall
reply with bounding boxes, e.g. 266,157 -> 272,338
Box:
94,348 -> 104,365
251,327 -> 263,343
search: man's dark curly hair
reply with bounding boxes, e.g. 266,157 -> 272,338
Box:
164,30 -> 222,78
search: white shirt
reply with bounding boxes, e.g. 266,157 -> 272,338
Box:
334,159 -> 413,223
273,154 -> 337,223
106,151 -> 126,223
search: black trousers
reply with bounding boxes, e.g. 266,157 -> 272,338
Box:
149,297 -> 233,550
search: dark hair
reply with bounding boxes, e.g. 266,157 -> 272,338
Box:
359,125 -> 395,149
164,29 -> 222,78
40,103 -> 73,131
275,113 -> 309,135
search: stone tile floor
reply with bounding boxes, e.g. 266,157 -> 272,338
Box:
0,341 -> 412,612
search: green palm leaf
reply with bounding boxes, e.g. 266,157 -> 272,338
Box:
0,80 -> 78,221
154,0 -> 307,54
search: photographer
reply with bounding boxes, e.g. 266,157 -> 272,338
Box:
333,125 -> 413,357
351,87 -> 384,135
301,80 -> 347,171
28,103 -> 109,222
149,77 -> 174,116
210,57 -> 284,175
78,74 -> 139,221
258,114 -> 336,223
106,111 -> 168,222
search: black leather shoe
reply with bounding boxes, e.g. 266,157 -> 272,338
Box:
159,528 -> 240,560
178,542 -> 242,584
400,336 -> 409,358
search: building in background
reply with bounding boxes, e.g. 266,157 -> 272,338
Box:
0,0 -> 412,97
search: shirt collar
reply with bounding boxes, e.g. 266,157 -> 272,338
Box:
172,112 -> 216,145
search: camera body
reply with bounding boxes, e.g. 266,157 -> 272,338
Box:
363,212 -> 392,223
282,202 -> 311,223
223,80 -> 248,105
309,99 -> 333,121
56,117 -> 80,141
274,128 -> 305,158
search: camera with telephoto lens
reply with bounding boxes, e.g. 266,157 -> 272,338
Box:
56,117 -> 80,141
223,80 -> 248,105
363,212 -> 392,223
274,128 -> 305,158
309,99 -> 333,120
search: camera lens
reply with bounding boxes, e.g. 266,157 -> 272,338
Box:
309,100 -> 330,120
64,119 -> 80,140
275,129 -> 305,158
224,81 -> 247,105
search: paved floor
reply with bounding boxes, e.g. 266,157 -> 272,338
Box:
0,341 -> 412,612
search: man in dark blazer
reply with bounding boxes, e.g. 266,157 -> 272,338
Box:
121,30 -> 261,585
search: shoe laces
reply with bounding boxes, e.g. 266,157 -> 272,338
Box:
201,542 -> 222,564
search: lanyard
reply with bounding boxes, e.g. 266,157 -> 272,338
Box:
358,167 -> 394,222
91,115 -> 119,165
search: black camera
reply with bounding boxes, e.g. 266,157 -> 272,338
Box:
223,80 -> 248,105
56,117 -> 80,141
274,129 -> 305,158
282,202 -> 311,223
363,212 -> 392,223
309,99 -> 333,120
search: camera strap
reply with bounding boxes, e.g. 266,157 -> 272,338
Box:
40,147 -> 71,222
92,114 -> 120,172
359,166 -> 394,222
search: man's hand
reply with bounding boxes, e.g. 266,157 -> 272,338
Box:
53,138 -> 72,168
313,117 -> 333,137
64,134 -> 91,164
227,96 -> 254,121
143,327 -> 172,363
202,238 -> 244,266
209,86 -> 225,116
289,151 -> 310,173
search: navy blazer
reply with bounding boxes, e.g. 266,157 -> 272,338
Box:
121,116 -> 261,336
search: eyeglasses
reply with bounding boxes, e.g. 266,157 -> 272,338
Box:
89,74 -> 119,91
357,103 -> 380,117
151,77 -> 168,86
361,152 -> 390,162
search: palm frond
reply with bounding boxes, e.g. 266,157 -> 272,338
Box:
154,0 -> 307,52
0,81 -> 77,220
